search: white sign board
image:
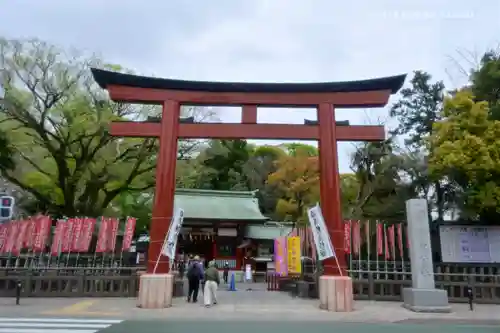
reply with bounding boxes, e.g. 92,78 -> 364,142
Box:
306,204 -> 336,261
160,208 -> 185,259
439,225 -> 500,263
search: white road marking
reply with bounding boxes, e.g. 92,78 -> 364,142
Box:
0,317 -> 123,333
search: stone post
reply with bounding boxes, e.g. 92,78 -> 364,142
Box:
402,199 -> 451,312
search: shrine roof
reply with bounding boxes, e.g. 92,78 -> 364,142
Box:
91,68 -> 406,94
173,188 -> 268,221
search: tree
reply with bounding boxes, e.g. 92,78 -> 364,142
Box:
0,38 -> 215,217
389,71 -> 447,220
195,139 -> 251,191
267,146 -> 319,222
348,140 -> 414,221
243,145 -> 286,216
428,91 -> 500,222
470,51 -> 500,120
0,129 -> 14,172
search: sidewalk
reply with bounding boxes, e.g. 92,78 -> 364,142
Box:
1,289 -> 500,324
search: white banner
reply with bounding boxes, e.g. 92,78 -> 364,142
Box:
160,208 -> 185,259
307,204 -> 336,261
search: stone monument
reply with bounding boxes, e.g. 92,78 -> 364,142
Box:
402,198 -> 451,313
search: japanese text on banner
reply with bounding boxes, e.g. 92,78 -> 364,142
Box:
287,236 -> 301,274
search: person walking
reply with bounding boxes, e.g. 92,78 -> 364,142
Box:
203,260 -> 220,307
178,259 -> 186,279
186,255 -> 204,303
223,261 -> 229,284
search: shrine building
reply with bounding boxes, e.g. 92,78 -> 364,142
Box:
173,188 -> 291,270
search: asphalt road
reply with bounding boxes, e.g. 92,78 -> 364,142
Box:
101,320 -> 499,333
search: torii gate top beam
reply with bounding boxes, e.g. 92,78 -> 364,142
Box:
91,68 -> 406,107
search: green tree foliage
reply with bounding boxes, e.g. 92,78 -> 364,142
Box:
470,51 -> 500,120
389,70 -> 448,220
348,140 -> 415,221
429,91 -> 500,222
195,139 -> 251,191
0,38 -> 159,216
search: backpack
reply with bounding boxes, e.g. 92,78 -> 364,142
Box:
187,262 -> 201,279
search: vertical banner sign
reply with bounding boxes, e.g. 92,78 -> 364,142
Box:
61,218 -> 75,253
71,217 -> 84,252
160,208 -> 184,259
307,204 -> 335,260
365,221 -> 370,254
384,224 -> 390,260
33,216 -> 51,253
353,220 -> 361,257
108,217 -> 119,252
4,222 -> 18,254
13,220 -> 29,256
343,221 -> 351,254
287,236 -> 301,274
376,222 -> 383,255
388,225 -> 396,259
79,218 -> 96,252
122,217 -> 136,251
50,220 -> 66,256
95,217 -> 109,253
274,236 -> 288,276
0,223 -> 8,254
397,223 -> 404,257
23,218 -> 36,249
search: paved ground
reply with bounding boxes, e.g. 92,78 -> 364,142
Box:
0,282 -> 499,331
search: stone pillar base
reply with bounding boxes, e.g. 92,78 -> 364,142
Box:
402,288 -> 451,313
137,273 -> 174,309
319,275 -> 354,312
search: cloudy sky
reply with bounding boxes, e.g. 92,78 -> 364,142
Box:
1,0 -> 499,172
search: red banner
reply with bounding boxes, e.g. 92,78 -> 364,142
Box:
122,217 -> 136,251
364,221 -> 370,248
4,222 -> 18,254
61,218 -> 75,253
33,215 -> 52,253
79,217 -> 96,252
95,217 -> 110,253
71,217 -> 84,252
0,223 -> 8,254
383,224 -> 390,260
397,223 -> 404,257
343,221 -> 351,254
388,225 -> 396,260
23,218 -> 36,249
12,220 -> 29,255
50,220 -> 66,256
376,222 -> 383,255
108,217 -> 119,252
352,220 -> 361,256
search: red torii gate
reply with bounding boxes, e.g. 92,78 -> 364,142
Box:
91,68 -> 405,276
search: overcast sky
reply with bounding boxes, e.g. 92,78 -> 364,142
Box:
1,0 -> 499,172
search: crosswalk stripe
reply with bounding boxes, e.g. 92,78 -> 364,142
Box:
0,330 -> 97,333
0,317 -> 123,333
0,318 -> 122,323
0,324 -> 109,328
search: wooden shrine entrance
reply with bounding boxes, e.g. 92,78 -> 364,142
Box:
91,69 -> 406,276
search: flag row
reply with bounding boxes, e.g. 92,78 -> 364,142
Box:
0,216 -> 137,256
343,220 -> 410,260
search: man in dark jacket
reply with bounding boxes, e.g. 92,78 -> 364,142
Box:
186,255 -> 204,303
223,261 -> 229,284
